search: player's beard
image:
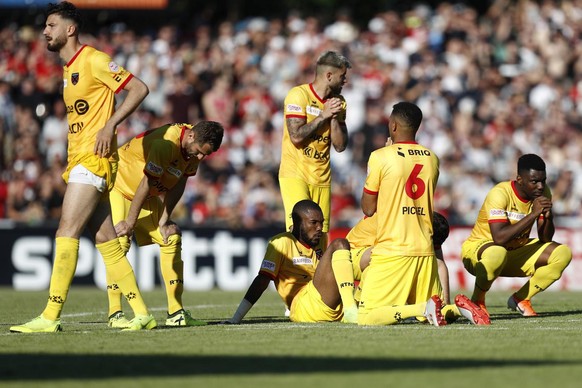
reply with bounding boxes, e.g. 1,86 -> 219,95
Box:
47,35 -> 66,52
299,224 -> 320,248
330,85 -> 342,95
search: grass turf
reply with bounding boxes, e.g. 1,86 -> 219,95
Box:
1,287 -> 582,387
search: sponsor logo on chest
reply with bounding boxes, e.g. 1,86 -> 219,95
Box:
306,106 -> 321,116
292,256 -> 313,266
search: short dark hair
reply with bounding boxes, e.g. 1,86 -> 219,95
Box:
193,121 -> 224,152
316,51 -> 352,71
47,2 -> 82,30
517,154 -> 546,175
391,101 -> 423,131
433,211 -> 450,247
291,200 -> 322,227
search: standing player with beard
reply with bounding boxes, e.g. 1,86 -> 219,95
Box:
225,200 -> 359,324
278,51 -> 351,235
461,154 -> 572,317
11,1 -> 154,332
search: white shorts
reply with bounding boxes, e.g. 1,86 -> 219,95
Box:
68,164 -> 107,193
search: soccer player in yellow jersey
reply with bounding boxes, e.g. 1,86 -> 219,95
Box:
279,51 -> 350,233
357,101 -> 488,326
106,121 -> 224,328
347,212 -> 451,304
462,154 -> 572,317
11,2 -> 154,333
347,212 -> 488,325
226,200 -> 359,324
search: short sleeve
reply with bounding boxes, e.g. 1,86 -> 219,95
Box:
484,187 -> 510,224
258,235 -> 287,279
90,50 -> 133,94
284,87 -> 308,119
363,150 -> 382,195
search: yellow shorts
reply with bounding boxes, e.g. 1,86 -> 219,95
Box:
462,238 -> 551,277
289,281 -> 343,322
359,254 -> 441,312
279,177 -> 331,232
110,189 -> 165,247
63,152 -> 117,192
350,246 -> 371,281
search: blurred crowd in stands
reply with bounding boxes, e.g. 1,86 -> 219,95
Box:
1,0 -> 582,229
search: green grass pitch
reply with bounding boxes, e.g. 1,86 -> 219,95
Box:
1,287 -> 582,387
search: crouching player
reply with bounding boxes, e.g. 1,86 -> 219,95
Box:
461,154 -> 572,317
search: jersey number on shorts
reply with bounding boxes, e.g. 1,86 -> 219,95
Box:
405,164 -> 425,200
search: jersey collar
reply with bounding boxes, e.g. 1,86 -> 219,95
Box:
66,44 -> 88,68
511,181 -> 529,203
309,83 -> 326,104
394,141 -> 418,144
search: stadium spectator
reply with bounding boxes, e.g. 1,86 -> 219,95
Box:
0,0 -> 581,230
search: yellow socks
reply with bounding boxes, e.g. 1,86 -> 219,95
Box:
331,249 -> 357,310
42,237 -> 80,321
358,303 -> 425,325
516,244 -> 572,300
160,234 -> 184,314
472,245 -> 507,302
97,238 -> 148,316
105,236 -> 130,316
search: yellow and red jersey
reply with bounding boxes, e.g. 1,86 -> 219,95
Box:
115,123 -> 200,199
63,45 -> 132,171
346,214 -> 377,249
258,231 -> 326,308
364,142 -> 439,258
466,181 -> 552,249
279,83 -> 346,186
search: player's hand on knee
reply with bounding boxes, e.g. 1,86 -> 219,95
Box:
160,221 -> 181,244
114,220 -> 133,237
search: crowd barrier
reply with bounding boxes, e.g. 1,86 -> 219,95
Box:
2,226 -> 581,291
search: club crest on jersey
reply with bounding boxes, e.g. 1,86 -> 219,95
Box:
71,72 -> 79,85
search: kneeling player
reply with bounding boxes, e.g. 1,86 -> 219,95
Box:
346,211 -> 489,325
